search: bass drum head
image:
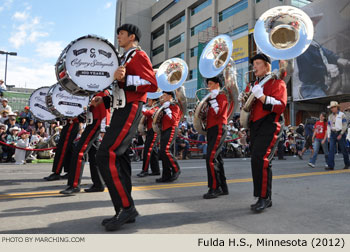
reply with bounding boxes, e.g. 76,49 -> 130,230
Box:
47,83 -> 90,118
29,87 -> 57,122
62,35 -> 119,94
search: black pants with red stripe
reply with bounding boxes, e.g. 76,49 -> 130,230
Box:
206,124 -> 227,190
141,128 -> 159,173
67,119 -> 101,188
159,127 -> 180,180
250,113 -> 283,199
52,122 -> 79,175
96,101 -> 143,212
88,138 -> 104,188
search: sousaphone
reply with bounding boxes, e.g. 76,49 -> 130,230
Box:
240,5 -> 314,128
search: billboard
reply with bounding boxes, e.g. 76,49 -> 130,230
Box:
292,0 -> 350,101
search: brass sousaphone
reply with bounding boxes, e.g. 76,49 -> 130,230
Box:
240,5 -> 314,128
152,58 -> 188,134
194,34 -> 239,135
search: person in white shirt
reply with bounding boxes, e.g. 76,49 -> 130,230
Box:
326,101 -> 349,170
0,98 -> 12,113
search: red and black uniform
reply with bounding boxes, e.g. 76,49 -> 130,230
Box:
96,48 -> 157,212
206,93 -> 228,192
159,103 -> 182,181
51,117 -> 82,175
67,91 -> 111,188
249,77 -> 287,199
141,106 -> 160,174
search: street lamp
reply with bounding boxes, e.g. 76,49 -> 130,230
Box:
0,50 -> 17,87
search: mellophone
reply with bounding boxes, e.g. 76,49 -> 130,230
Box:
29,35 -> 120,122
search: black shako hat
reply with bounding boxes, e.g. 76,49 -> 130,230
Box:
250,53 -> 271,64
206,74 -> 224,88
117,23 -> 141,42
163,91 -> 175,98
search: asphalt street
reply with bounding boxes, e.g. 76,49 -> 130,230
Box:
0,154 -> 349,234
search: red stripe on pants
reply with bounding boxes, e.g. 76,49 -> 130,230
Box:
209,125 -> 222,189
73,120 -> 100,188
165,127 -> 178,172
55,123 -> 73,174
261,118 -> 281,198
108,102 -> 138,208
143,132 -> 157,172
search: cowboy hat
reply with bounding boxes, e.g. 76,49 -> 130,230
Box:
9,126 -> 20,133
0,123 -> 8,131
327,101 -> 340,109
18,130 -> 30,137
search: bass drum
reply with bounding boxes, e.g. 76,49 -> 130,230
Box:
46,83 -> 90,118
29,87 -> 57,122
55,35 -> 120,96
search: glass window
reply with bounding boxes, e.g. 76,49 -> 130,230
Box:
291,0 -> 312,7
173,52 -> 184,59
152,62 -> 162,69
191,0 -> 212,16
190,46 -> 198,57
169,14 -> 185,29
218,0 -> 248,22
256,0 -> 262,3
152,45 -> 164,57
152,0 -> 180,21
189,69 -> 198,80
152,27 -> 164,40
191,18 -> 212,36
169,33 -> 185,48
227,24 -> 248,37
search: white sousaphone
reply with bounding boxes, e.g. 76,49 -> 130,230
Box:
240,5 -> 314,128
194,34 -> 239,135
152,58 -> 188,134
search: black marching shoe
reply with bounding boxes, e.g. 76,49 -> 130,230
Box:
203,188 -> 223,199
137,171 -> 149,177
220,184 -> 229,195
169,170 -> 181,182
43,173 -> 61,181
104,207 -> 139,231
84,185 -> 105,193
101,216 -> 135,226
325,166 -> 334,171
252,197 -> 272,213
155,177 -> 171,183
59,186 -> 81,195
344,165 -> 349,170
149,171 -> 160,176
60,173 -> 69,179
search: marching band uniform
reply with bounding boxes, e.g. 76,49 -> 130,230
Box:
60,91 -> 110,194
248,53 -> 287,212
137,102 -> 160,177
44,117 -> 82,181
203,77 -> 229,199
156,94 -> 182,183
96,24 -> 157,231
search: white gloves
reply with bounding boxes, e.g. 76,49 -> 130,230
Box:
163,101 -> 170,108
326,64 -> 339,78
164,108 -> 172,119
209,99 -> 219,114
337,58 -> 350,67
238,92 -> 244,102
210,89 -> 219,99
142,107 -> 147,112
252,85 -> 264,99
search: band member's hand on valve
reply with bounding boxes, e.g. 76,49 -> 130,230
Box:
326,64 -> 339,78
252,85 -> 264,99
209,99 -> 219,114
163,101 -> 170,108
114,66 -> 126,81
91,96 -> 103,106
337,58 -> 350,67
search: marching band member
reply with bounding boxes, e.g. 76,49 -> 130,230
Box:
202,74 -> 229,199
91,23 -> 157,231
156,91 -> 182,183
59,91 -> 110,194
43,117 -> 82,181
248,53 -> 287,212
137,98 -> 160,177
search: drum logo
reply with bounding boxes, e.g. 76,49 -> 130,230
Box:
87,83 -> 99,89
